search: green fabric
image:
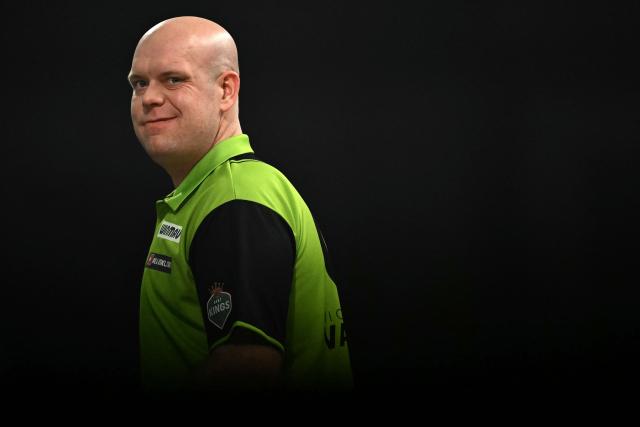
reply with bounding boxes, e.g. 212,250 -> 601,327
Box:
210,321 -> 286,354
139,134 -> 353,391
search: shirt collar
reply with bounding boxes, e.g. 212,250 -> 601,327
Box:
158,134 -> 254,212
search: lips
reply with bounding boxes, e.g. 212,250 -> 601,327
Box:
144,116 -> 176,125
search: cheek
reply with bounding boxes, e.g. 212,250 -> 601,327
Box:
130,97 -> 142,120
170,92 -> 219,134
185,99 -> 218,126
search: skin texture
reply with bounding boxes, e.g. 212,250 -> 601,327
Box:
129,17 -> 283,389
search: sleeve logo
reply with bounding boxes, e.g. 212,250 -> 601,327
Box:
157,220 -> 183,243
207,282 -> 232,330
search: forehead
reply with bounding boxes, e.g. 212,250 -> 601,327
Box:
130,35 -> 204,75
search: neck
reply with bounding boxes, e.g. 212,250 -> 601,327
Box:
168,118 -> 243,188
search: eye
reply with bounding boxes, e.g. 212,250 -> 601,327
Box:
168,77 -> 183,85
131,79 -> 148,90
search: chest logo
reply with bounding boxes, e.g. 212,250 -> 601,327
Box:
145,252 -> 172,273
207,282 -> 232,330
157,220 -> 183,243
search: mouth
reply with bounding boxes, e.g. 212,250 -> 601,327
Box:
143,117 -> 177,125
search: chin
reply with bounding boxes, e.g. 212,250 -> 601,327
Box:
145,136 -> 196,171
142,134 -> 176,154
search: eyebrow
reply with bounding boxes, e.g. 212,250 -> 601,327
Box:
127,70 -> 187,83
127,73 -> 142,83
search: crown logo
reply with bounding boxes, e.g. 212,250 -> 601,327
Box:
209,281 -> 224,297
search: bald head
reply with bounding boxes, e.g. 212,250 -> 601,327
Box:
135,16 -> 239,78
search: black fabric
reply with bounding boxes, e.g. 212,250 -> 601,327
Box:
189,199 -> 295,352
228,152 -> 259,162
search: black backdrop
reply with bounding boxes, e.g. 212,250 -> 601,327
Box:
2,2 -> 638,399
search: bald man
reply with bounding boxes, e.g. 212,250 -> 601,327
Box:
129,17 -> 353,392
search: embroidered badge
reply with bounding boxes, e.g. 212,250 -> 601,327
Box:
157,220 -> 183,243
207,282 -> 232,330
145,252 -> 172,273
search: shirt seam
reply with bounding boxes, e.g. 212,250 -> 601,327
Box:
228,160 -> 238,200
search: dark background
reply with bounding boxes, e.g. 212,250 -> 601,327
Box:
2,1 -> 638,399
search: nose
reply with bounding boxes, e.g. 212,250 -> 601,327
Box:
141,81 -> 164,110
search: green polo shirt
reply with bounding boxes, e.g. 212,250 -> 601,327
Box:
139,134 -> 353,391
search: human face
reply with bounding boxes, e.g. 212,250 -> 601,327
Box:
129,36 -> 221,168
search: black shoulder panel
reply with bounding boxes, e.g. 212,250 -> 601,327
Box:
189,199 -> 295,351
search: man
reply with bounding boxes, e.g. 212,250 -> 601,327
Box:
129,16 -> 352,392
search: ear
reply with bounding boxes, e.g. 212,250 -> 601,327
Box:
218,70 -> 240,112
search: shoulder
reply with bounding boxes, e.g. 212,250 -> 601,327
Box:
226,158 -> 306,216
228,158 -> 294,192
196,158 -> 294,196
185,157 -> 309,244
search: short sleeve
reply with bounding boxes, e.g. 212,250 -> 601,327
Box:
189,199 -> 295,353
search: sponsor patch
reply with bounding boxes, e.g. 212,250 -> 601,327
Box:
157,220 -> 183,243
207,282 -> 232,330
145,252 -> 172,273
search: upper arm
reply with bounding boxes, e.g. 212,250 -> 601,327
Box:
189,198 -> 295,362
195,330 -> 285,391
